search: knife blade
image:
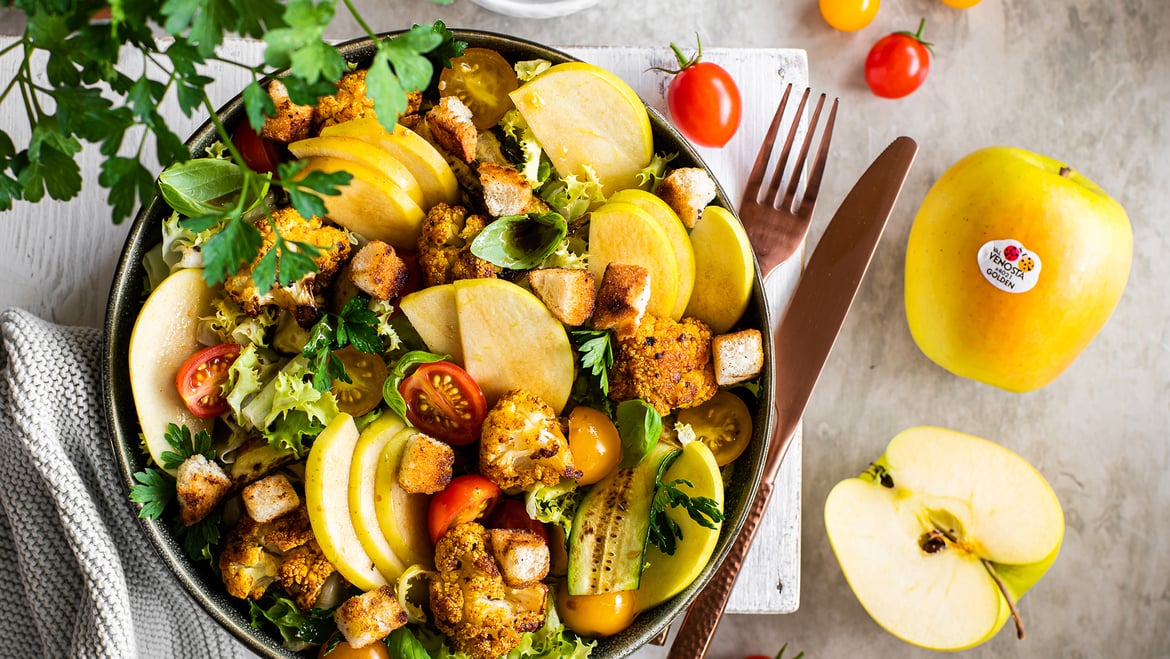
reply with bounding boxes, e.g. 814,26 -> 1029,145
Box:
666,135 -> 918,659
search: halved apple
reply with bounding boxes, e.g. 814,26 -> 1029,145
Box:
824,426 -> 1064,651
454,278 -> 575,412
635,441 -> 724,611
320,118 -> 460,209
374,427 -> 434,567
288,134 -> 425,207
587,201 -> 680,319
509,62 -> 653,194
128,268 -> 215,474
398,283 -> 462,363
606,188 -> 696,320
305,413 -> 388,591
684,205 -> 755,333
348,411 -> 409,580
293,156 -> 424,248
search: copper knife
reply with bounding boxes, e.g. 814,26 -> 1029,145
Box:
665,135 -> 919,659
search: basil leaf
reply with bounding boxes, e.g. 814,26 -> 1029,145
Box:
470,211 -> 567,269
382,350 -> 450,422
386,627 -> 432,659
158,157 -> 268,217
616,399 -> 662,468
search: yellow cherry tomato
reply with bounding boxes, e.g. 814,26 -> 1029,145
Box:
818,0 -> 880,32
942,0 -> 981,7
318,636 -> 390,659
676,391 -> 753,466
567,406 -> 622,485
557,585 -> 639,638
438,47 -> 520,130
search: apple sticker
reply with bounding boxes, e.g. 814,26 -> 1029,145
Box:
977,239 -> 1041,293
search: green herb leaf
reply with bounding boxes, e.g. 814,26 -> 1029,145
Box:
572,329 -> 614,396
174,509 -> 221,564
647,462 -> 724,556
387,627 -> 432,659
158,158 -> 246,217
383,350 -> 450,421
615,399 -> 662,468
129,468 -> 173,519
201,214 -> 263,286
159,422 -> 216,470
248,590 -> 339,646
301,296 -> 381,391
100,156 -> 156,223
471,212 -> 568,269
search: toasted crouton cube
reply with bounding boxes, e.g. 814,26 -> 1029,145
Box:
334,585 -> 408,649
479,162 -> 548,217
592,263 -> 651,338
712,329 -> 765,386
259,79 -> 314,143
348,241 -> 410,301
427,96 -> 478,163
242,473 -> 301,523
528,268 -> 595,326
656,167 -> 717,228
397,433 -> 455,494
176,454 -> 232,526
488,528 -> 550,588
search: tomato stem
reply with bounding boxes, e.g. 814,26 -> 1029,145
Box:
651,33 -> 703,75
897,18 -> 934,51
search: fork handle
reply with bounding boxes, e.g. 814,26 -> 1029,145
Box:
665,479 -> 776,659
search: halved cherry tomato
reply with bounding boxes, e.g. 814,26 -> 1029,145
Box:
676,390 -> 753,466
398,361 -> 487,445
557,585 -> 638,638
175,343 -> 241,418
865,20 -> 932,99
485,498 -> 549,544
819,0 -> 879,32
661,37 -> 742,148
428,474 -> 501,544
330,346 -> 389,417
438,48 -> 520,130
567,406 -> 622,485
231,120 -> 282,175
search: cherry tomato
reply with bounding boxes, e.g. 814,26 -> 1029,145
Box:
557,585 -> 638,637
676,391 -> 753,467
485,498 -> 549,543
318,636 -> 389,659
662,37 -> 742,148
818,0 -> 879,32
428,474 -> 501,544
941,0 -> 981,7
398,361 -> 487,445
330,346 -> 388,417
567,406 -> 622,485
439,48 -> 520,130
865,20 -> 932,99
393,250 -> 423,303
175,343 -> 241,418
231,120 -> 281,175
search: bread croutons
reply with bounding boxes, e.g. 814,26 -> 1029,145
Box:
591,263 -> 651,339
427,96 -> 478,163
655,167 -> 717,228
712,328 -> 765,386
527,268 -> 595,327
176,454 -> 233,526
334,585 -> 408,649
398,433 -> 455,494
241,473 -> 300,524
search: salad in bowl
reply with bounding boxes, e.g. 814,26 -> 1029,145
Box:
104,26 -> 772,659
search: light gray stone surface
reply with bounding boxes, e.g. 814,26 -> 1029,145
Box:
1,0 -> 1168,657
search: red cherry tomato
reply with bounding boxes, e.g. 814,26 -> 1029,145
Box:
485,498 -> 549,543
398,361 -> 487,445
231,120 -> 282,174
428,474 -> 501,544
865,20 -> 932,99
662,37 -> 742,148
175,343 -> 241,418
394,250 -> 423,302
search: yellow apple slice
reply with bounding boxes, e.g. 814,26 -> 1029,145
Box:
288,134 -> 425,207
509,62 -> 653,194
398,283 -> 462,363
636,441 -> 724,611
374,427 -> 434,567
587,201 -> 680,318
128,268 -> 215,475
684,205 -> 755,333
305,412 -> 387,591
295,156 -> 424,248
454,278 -> 575,412
606,188 -> 696,320
320,118 -> 460,209
348,411 -> 409,580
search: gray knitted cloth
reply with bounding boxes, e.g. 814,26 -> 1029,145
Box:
0,308 -> 253,658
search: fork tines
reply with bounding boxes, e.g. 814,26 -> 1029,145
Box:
747,84 -> 839,215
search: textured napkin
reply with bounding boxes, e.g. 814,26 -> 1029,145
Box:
0,308 -> 252,658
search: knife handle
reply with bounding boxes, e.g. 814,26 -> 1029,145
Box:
666,479 -> 776,659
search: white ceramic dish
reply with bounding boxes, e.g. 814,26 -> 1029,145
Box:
468,0 -> 602,19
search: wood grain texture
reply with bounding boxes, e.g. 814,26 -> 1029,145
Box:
0,39 -> 804,614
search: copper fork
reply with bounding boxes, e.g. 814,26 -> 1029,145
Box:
741,84 -> 838,276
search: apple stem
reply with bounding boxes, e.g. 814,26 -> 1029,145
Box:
1059,166 -> 1072,177
980,558 -> 1026,640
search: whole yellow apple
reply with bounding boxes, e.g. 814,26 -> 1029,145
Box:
904,146 -> 1132,392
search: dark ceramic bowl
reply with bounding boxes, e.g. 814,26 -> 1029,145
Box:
103,29 -> 774,658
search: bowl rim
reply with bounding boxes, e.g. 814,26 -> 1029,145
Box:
102,27 -> 774,658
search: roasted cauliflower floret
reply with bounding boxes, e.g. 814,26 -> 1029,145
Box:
260,79 -> 315,143
609,315 -> 718,416
315,69 -> 424,129
417,203 -> 498,286
277,539 -> 339,611
429,523 -> 548,659
479,389 -> 582,491
223,207 -> 351,323
219,504 -> 316,601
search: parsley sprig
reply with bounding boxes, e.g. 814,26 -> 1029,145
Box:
302,294 -> 382,391
128,422 -> 216,519
647,458 -> 725,556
